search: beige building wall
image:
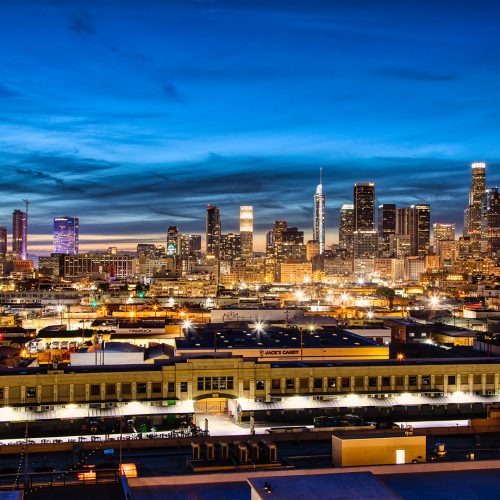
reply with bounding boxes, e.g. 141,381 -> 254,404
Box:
332,434 -> 426,466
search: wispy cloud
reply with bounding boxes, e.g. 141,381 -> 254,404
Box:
69,9 -> 96,36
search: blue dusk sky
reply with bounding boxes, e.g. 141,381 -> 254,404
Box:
0,0 -> 499,253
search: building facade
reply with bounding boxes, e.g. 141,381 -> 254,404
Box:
53,216 -> 79,254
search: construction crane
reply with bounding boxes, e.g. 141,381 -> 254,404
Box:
22,199 -> 29,216
22,199 -> 29,258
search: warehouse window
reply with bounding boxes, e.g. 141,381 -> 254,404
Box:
327,378 -> 336,389
26,387 -> 36,398
90,385 -> 100,396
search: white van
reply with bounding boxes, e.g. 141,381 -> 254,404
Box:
27,339 -> 46,354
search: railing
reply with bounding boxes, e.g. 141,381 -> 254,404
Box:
0,427 -> 210,448
0,468 -> 122,491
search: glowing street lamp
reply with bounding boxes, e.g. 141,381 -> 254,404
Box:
253,321 -> 266,334
183,319 -> 193,331
429,295 -> 440,308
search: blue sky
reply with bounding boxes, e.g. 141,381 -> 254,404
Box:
0,0 -> 499,253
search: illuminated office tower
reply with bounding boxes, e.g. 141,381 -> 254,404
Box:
482,187 -> 500,257
12,209 -> 28,260
220,233 -> 242,262
411,204 -> 431,257
167,226 -> 179,256
313,169 -> 326,254
271,220 -> 288,261
465,162 -> 486,239
53,216 -> 79,254
397,205 -> 431,257
0,227 -> 6,257
433,223 -> 456,254
239,206 -> 253,258
339,204 -> 354,256
206,205 -> 221,258
354,182 -> 375,231
378,204 -> 396,242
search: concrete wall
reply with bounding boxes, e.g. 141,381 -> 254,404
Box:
70,351 -> 144,366
332,435 -> 426,466
210,309 -> 303,323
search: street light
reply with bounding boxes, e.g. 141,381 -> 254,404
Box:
56,304 -> 64,325
429,295 -> 440,308
253,321 -> 266,334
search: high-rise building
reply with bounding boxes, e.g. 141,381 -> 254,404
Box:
313,169 -> 326,254
167,226 -> 179,256
354,182 -> 375,231
0,227 -> 7,257
433,223 -> 456,254
271,220 -> 288,261
220,233 -> 242,262
339,204 -> 354,256
482,187 -> 500,258
353,231 -> 378,259
465,162 -> 486,240
206,205 -> 221,258
410,204 -> 431,257
239,206 -> 253,259
53,216 -> 79,254
396,205 -> 430,257
306,240 -> 320,262
378,204 -> 396,243
12,209 -> 28,260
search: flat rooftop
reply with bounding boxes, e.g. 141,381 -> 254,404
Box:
248,472 -> 399,500
176,325 -> 379,350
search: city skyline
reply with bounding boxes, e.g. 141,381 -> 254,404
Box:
0,161 -> 498,255
1,1 -> 500,252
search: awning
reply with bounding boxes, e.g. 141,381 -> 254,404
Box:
236,394 -> 500,412
0,400 -> 194,422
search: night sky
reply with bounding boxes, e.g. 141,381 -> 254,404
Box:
1,0 -> 499,253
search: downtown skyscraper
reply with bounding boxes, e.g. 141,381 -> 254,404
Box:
239,206 -> 253,259
353,182 -> 377,259
53,216 -> 79,254
313,169 -> 326,254
206,205 -> 221,259
464,162 -> 486,241
12,209 -> 28,260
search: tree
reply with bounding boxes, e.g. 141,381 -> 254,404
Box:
376,286 -> 396,310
